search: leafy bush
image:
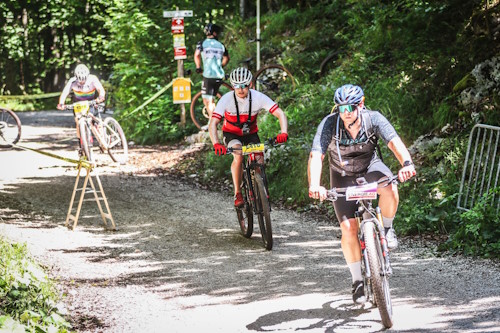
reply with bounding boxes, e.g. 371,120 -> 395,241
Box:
445,188 -> 500,258
0,238 -> 71,332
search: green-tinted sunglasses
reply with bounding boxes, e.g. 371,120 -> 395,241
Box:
338,104 -> 357,113
233,83 -> 249,89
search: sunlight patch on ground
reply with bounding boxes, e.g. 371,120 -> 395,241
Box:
236,268 -> 263,274
262,318 -> 332,331
285,240 -> 340,248
285,266 -> 305,271
207,227 -> 234,234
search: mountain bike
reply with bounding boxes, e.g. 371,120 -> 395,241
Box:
189,61 -> 295,130
0,108 -> 21,148
327,175 -> 398,328
65,100 -> 128,164
227,138 -> 281,250
190,80 -> 233,130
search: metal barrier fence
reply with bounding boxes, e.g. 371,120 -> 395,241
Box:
457,124 -> 500,213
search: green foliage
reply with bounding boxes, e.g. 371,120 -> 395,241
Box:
396,134 -> 466,235
446,188 -> 500,258
0,238 -> 72,332
0,0 -> 112,97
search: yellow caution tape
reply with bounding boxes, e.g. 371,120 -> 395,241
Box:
0,92 -> 60,100
8,142 -> 93,169
121,78 -> 193,119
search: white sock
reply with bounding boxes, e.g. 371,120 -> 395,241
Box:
348,261 -> 362,283
382,215 -> 394,229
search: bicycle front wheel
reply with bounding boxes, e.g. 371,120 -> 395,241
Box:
236,180 -> 253,238
0,108 -> 21,148
253,64 -> 296,102
363,219 -> 393,328
253,171 -> 273,250
79,120 -> 94,163
104,117 -> 128,164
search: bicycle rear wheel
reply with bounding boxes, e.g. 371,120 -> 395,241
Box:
236,179 -> 253,238
253,171 -> 273,250
104,117 -> 128,164
79,120 -> 94,163
363,219 -> 393,328
319,51 -> 340,77
190,82 -> 232,130
0,108 -> 21,148
253,64 -> 295,102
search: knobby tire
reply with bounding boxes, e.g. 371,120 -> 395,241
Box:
363,219 -> 393,328
253,171 -> 273,250
79,120 -> 93,163
319,51 -> 341,77
104,117 -> 128,164
253,64 -> 296,102
190,82 -> 232,130
236,178 -> 253,238
0,108 -> 22,148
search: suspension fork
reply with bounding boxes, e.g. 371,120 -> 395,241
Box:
248,154 -> 271,211
244,159 -> 255,204
357,214 -> 372,279
375,206 -> 391,272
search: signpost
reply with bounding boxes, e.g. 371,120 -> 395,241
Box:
172,78 -> 191,104
163,10 -> 193,127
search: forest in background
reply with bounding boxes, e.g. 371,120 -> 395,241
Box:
1,0 -> 499,257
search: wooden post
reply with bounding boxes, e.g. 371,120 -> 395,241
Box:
178,59 -> 186,127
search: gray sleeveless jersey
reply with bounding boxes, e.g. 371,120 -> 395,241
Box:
311,110 -> 399,176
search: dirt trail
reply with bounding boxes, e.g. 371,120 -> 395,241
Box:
0,111 -> 499,333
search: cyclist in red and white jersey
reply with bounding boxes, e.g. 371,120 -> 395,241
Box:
57,64 -> 105,155
208,67 -> 288,207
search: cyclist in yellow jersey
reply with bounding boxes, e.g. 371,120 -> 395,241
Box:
57,64 -> 105,155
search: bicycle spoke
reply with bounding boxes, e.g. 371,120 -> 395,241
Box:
0,109 -> 22,148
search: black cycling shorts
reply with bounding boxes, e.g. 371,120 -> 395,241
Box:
202,78 -> 224,99
330,158 -> 393,223
223,132 -> 260,148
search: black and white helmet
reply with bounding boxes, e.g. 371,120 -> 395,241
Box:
74,64 -> 89,82
204,23 -> 221,36
334,84 -> 364,105
229,67 -> 253,86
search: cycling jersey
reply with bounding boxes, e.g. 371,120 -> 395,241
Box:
311,110 -> 398,176
196,38 -> 228,79
212,89 -> 278,136
61,75 -> 104,102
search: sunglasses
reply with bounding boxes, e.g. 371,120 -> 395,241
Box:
233,84 -> 249,89
338,104 -> 357,113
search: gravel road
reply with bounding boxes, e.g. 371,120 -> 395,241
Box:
0,111 -> 499,332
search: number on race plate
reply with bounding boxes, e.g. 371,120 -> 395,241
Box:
345,182 -> 378,201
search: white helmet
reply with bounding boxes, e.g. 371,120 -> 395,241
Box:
74,64 -> 89,82
230,67 -> 253,86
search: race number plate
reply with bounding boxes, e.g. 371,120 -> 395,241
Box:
345,182 -> 378,201
73,101 -> 90,115
242,143 -> 264,154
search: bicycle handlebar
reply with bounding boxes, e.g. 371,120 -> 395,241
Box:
64,99 -> 100,110
225,137 -> 281,154
326,175 -> 400,201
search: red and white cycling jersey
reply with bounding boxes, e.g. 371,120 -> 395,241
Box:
212,89 -> 279,136
61,74 -> 104,102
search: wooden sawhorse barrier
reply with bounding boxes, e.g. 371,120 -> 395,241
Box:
65,162 -> 116,230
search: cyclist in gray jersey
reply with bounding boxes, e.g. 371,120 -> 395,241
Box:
308,84 -> 416,304
194,23 -> 230,130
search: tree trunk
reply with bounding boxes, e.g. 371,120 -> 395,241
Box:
239,0 -> 246,19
